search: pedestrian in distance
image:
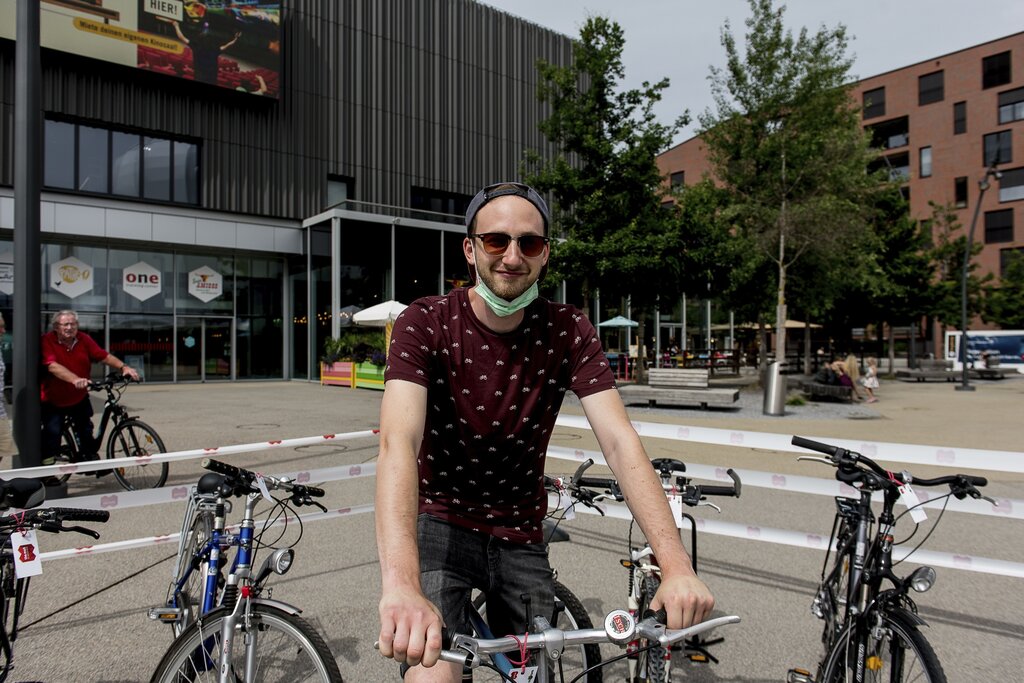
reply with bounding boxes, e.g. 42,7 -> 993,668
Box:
375,182 -> 714,682
39,310 -> 139,484
861,356 -> 880,403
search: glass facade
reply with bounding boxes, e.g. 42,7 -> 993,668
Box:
1,240 -> 285,383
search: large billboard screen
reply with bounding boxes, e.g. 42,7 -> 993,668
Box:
0,1 -> 281,97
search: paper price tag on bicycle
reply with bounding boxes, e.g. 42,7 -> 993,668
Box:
898,483 -> 928,523
11,529 -> 43,578
555,479 -> 575,520
508,666 -> 538,682
668,493 -> 685,529
254,473 -> 273,501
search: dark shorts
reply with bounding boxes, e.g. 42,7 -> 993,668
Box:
417,513 -> 554,639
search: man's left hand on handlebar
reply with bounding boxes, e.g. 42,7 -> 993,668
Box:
650,572 -> 715,630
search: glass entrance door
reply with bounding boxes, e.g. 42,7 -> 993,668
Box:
177,317 -> 233,381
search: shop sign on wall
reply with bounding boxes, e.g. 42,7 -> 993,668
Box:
188,265 -> 223,303
0,251 -> 12,295
123,261 -> 162,302
50,256 -> 93,299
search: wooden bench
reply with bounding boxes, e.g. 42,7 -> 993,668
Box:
895,359 -> 956,382
800,381 -> 853,402
617,368 -> 739,409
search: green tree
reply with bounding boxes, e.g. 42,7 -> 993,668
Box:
927,201 -> 991,330
984,250 -> 1024,328
699,0 -> 888,366
525,16 -> 684,318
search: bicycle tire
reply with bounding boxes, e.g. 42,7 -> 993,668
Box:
637,574 -> 667,683
53,425 -> 78,485
107,419 -> 169,490
472,579 -> 603,682
149,602 -> 343,683
170,512 -> 214,637
819,611 -> 946,683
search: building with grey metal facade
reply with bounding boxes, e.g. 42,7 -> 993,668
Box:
0,0 -> 572,382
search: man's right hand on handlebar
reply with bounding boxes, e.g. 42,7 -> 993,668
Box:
377,585 -> 446,669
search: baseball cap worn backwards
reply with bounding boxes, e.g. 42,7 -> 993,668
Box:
465,182 -> 550,236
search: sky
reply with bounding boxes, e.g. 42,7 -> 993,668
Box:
480,0 -> 1024,146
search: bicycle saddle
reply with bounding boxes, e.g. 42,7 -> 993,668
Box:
0,477 -> 46,510
197,472 -> 230,496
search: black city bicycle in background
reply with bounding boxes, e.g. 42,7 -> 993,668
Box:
788,436 -> 993,683
0,477 -> 110,683
54,373 -> 168,491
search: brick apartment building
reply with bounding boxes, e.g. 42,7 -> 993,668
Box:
657,30 -> 1024,338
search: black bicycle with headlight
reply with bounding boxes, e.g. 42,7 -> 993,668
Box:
787,436 -> 993,683
148,458 -> 343,682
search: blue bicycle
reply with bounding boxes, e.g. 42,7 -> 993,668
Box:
148,458 -> 343,682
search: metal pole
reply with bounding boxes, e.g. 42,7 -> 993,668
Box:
13,0 -> 43,468
957,167 -> 997,392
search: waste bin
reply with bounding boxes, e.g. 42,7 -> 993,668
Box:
763,361 -> 786,416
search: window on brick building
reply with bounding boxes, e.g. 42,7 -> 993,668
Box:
954,177 -> 968,208
998,87 -> 1024,124
983,51 -> 1012,89
1000,247 -> 1024,276
984,209 -> 1014,243
918,71 -> 944,105
670,171 -> 685,190
919,147 -> 933,178
863,87 -> 885,119
998,167 -> 1024,203
983,131 -> 1012,166
953,101 -> 967,135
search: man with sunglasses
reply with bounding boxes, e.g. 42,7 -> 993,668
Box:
376,182 -> 713,681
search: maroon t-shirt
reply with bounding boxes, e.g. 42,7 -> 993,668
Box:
40,331 -> 108,407
385,288 -> 615,544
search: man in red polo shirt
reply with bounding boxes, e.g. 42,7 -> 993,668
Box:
40,310 -> 139,475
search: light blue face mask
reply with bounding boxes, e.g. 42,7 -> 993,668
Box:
475,278 -> 539,317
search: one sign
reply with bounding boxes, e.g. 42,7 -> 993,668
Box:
0,251 -> 12,295
50,256 -> 94,299
123,260 -> 162,302
188,265 -> 222,302
0,1 -> 282,98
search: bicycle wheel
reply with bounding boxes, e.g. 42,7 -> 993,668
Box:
149,603 -> 343,683
637,574 -> 667,683
472,579 -> 603,682
106,418 -> 169,490
819,612 -> 946,683
169,512 -> 214,637
53,425 -> 78,485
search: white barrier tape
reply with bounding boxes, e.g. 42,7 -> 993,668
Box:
0,430 -> 380,479
562,497 -> 1024,579
39,503 -> 375,562
546,446 -> 1023,520
21,463 -> 379,512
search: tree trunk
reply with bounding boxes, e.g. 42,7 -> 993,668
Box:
635,311 -> 648,384
757,317 -> 768,371
803,321 -> 812,374
887,323 -> 896,375
774,260 -> 787,372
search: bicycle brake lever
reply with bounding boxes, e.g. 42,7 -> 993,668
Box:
697,501 -> 722,513
62,525 -> 101,539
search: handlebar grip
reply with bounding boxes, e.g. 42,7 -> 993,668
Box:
202,458 -> 245,479
699,484 -> 737,497
50,508 -> 111,523
298,485 -> 326,498
575,476 -> 617,490
792,435 -> 840,456
962,475 -> 988,487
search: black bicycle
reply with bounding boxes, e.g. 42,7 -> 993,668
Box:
787,436 -> 993,683
54,373 -> 168,491
0,477 -> 110,682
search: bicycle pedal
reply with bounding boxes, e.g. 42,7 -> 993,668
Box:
687,653 -> 709,663
148,606 -> 183,623
787,667 -> 814,683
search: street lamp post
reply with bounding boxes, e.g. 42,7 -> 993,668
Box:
956,165 -> 1001,392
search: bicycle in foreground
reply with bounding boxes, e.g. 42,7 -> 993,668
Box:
0,477 -> 110,682
147,458 -> 343,682
388,609 -> 739,683
552,458 -> 740,683
54,372 -> 168,490
787,435 -> 993,683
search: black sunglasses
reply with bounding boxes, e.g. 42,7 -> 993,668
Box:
473,232 -> 550,258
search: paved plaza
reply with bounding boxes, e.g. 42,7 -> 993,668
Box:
4,374 -> 1021,681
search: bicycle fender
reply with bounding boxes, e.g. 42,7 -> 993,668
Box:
250,597 -> 303,616
885,606 -> 927,628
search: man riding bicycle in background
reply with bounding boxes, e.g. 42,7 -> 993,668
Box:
39,310 -> 139,480
376,182 -> 714,681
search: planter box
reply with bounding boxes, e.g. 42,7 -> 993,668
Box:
320,361 -> 355,387
354,361 -> 385,390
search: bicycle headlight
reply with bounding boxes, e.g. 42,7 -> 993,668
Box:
909,566 -> 936,593
271,548 -> 294,575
